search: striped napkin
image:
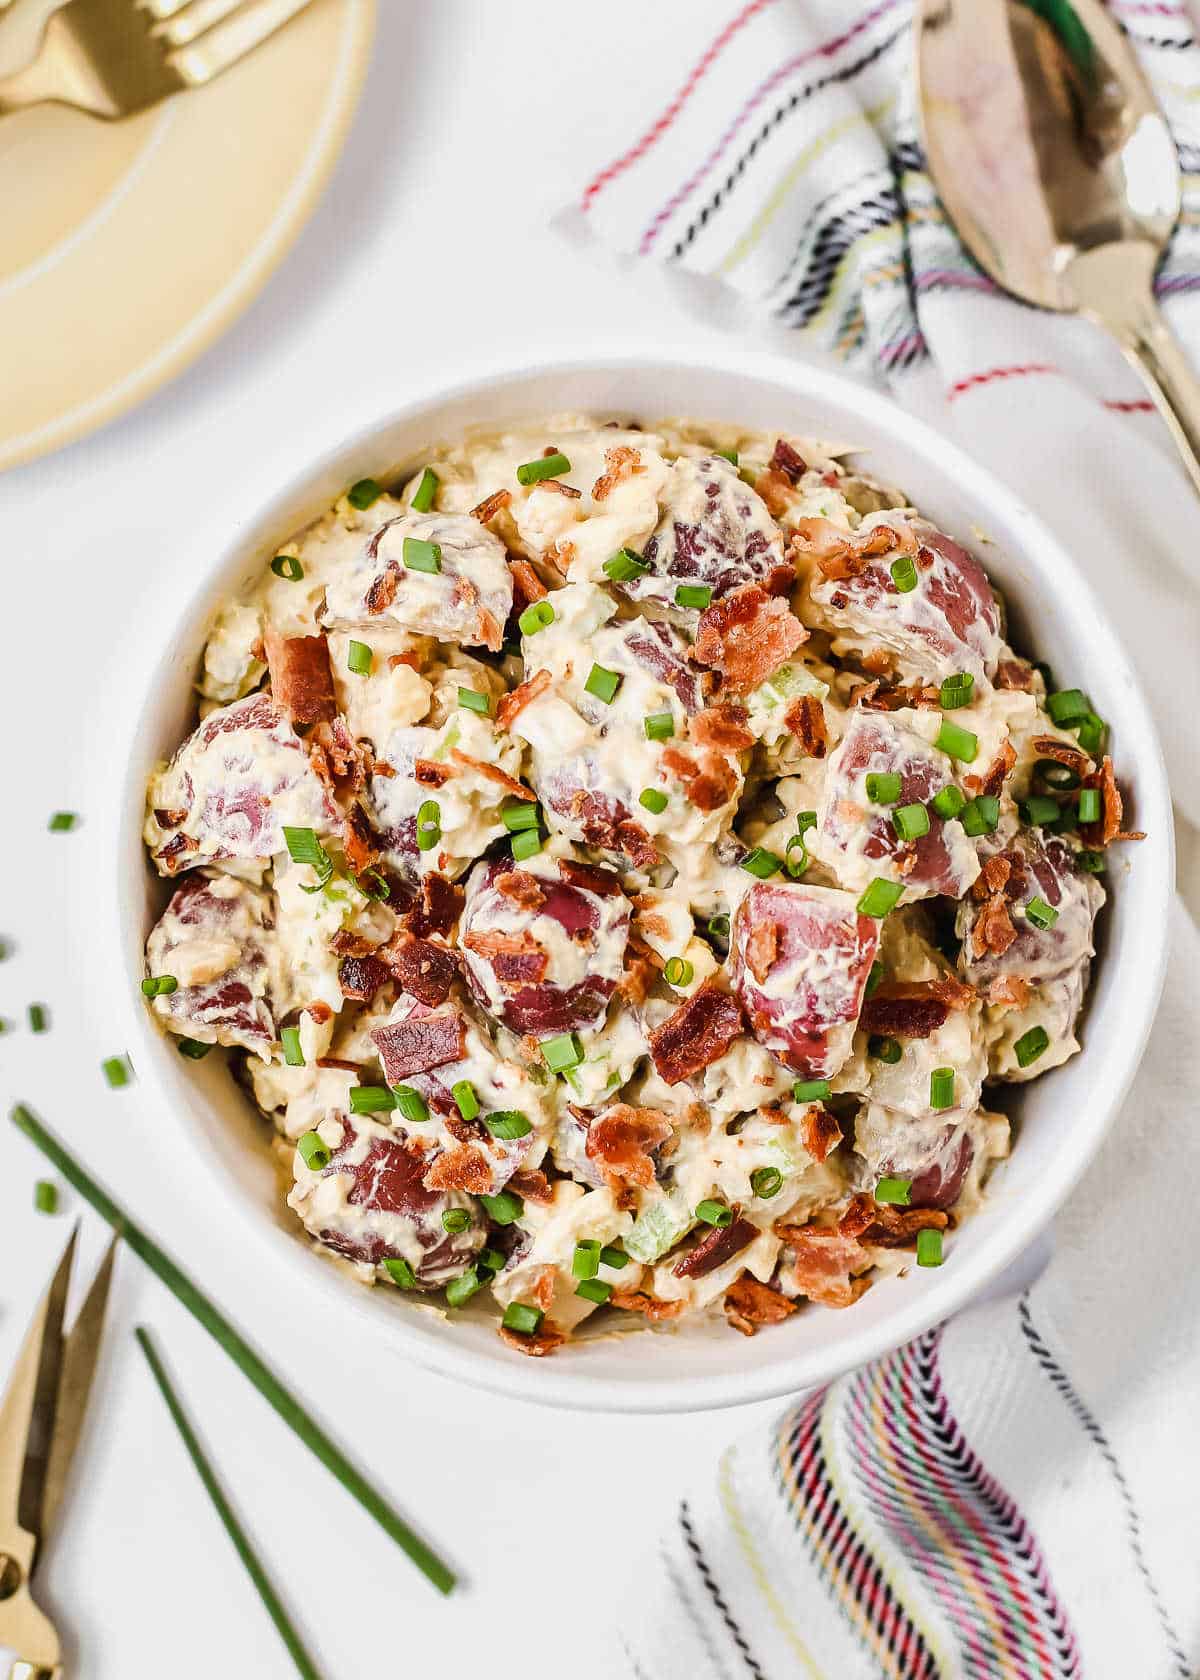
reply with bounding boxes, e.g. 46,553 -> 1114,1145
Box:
568,3 -> 1200,1674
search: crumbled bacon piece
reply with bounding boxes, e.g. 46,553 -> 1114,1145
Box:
971,892 -> 1018,959
574,798 -> 659,869
996,658 -> 1036,692
586,1106 -> 673,1204
610,1292 -> 684,1322
775,1222 -> 873,1308
315,1056 -> 362,1072
988,975 -> 1030,1009
365,563 -> 400,615
471,488 -> 512,523
648,986 -> 743,1086
414,758 -> 454,789
342,803 -> 380,875
499,1322 -> 566,1357
401,873 -> 463,939
790,517 -> 913,581
860,977 -> 974,1039
306,1001 -> 333,1025
338,953 -> 392,1003
532,478 -> 581,499
689,703 -> 754,754
508,558 -> 547,611
770,438 -> 808,482
660,745 -> 739,814
1031,736 -> 1090,775
691,584 -> 807,694
556,857 -> 623,897
591,445 -> 642,501
785,694 -> 828,758
980,854 -> 1014,896
494,869 -> 545,911
1080,756 -> 1145,848
382,932 -> 458,1007
754,468 -> 797,519
308,716 -> 370,795
853,679 -> 941,711
617,952 -> 656,1006
495,669 -> 552,731
449,750 -> 536,801
743,919 -> 778,986
965,739 -> 1015,799
371,1013 -> 465,1082
423,1145 -> 493,1194
839,1193 -> 948,1247
508,1168 -> 552,1204
798,1103 -> 842,1163
264,630 -> 337,726
463,928 -> 548,988
861,648 -> 895,677
476,606 -> 504,653
724,1275 -> 797,1336
673,1216 -> 757,1279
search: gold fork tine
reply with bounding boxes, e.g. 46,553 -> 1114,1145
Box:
171,0 -> 313,85
152,0 -> 246,47
38,1237 -> 118,1542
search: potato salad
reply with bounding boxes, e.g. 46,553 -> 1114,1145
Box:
142,417 -> 1141,1357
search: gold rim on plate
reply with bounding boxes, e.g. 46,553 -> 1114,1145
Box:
0,0 -> 375,473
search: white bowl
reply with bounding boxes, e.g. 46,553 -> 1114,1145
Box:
118,351 -> 1173,1412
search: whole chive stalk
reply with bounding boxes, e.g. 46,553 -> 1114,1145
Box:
135,1328 -> 325,1680
10,1105 -> 455,1596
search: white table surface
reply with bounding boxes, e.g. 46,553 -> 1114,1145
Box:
0,6 -> 793,1676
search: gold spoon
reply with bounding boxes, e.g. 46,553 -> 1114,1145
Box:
916,0 -> 1200,496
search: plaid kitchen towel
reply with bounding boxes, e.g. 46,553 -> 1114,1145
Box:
569,3 -> 1200,1675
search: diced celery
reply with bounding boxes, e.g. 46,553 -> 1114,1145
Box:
624,1193 -> 693,1264
752,663 -> 829,714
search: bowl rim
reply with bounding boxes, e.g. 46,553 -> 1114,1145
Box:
112,347 -> 1174,1413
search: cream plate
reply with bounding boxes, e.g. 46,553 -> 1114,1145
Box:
0,0 -> 374,472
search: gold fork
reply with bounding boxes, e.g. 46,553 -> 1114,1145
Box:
0,0 -> 317,121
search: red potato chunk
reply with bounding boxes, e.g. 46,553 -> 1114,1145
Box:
288,1113 -> 484,1285
536,771 -> 660,871
460,855 -> 630,1036
146,692 -> 337,875
145,873 -> 275,1053
805,521 -> 1002,686
956,832 -> 1104,988
730,881 -> 880,1078
617,454 -> 791,619
856,1105 -> 975,1211
323,510 -> 512,649
815,710 -> 980,901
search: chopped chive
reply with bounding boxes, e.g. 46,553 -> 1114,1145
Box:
394,1086 -> 430,1124
960,795 -> 1000,837
445,1267 -> 484,1308
929,1067 -> 955,1110
477,1247 -> 506,1273
297,1131 -> 330,1170
893,803 -> 930,842
347,640 -> 373,676
416,799 -> 441,853
349,1086 -> 396,1115
1077,788 -> 1101,825
869,1035 -> 902,1064
865,772 -> 902,805
410,467 -> 439,513
48,811 -> 80,832
28,1003 -> 47,1033
383,1257 -> 417,1290
1014,1025 -> 1050,1068
1021,795 -> 1061,829
599,1245 -> 630,1269
575,1278 -> 613,1305
480,1190 -> 524,1226
603,547 -> 649,583
176,1038 -> 212,1060
269,555 -> 303,582
283,826 -> 331,872
573,1240 -> 601,1280
793,1078 -> 832,1102
741,847 -> 781,879
1076,712 -> 1106,755
442,1208 -> 472,1235
501,799 -> 540,832
357,868 -> 390,902
939,673 -> 975,710
874,1176 -> 912,1205
403,537 -> 441,574
541,1033 -> 583,1073
511,829 -> 542,861
1035,758 -> 1080,791
585,663 -> 622,704
706,914 -> 731,941
281,1027 -> 305,1067
674,584 -> 713,610
865,959 -> 885,998
644,711 -> 675,741
785,832 -> 810,879
101,1055 -> 130,1088
695,1199 -> 733,1228
34,1180 -> 58,1215
917,1228 -> 944,1267
516,453 -> 570,486
1047,688 -> 1089,726
457,687 -> 490,715
483,1111 -> 532,1140
141,975 -> 179,997
518,600 -> 555,635
715,448 -> 738,466
1025,896 -> 1059,930
934,718 -> 978,763
890,555 -> 918,593
347,477 -> 384,510
451,1081 -> 479,1121
664,956 -> 694,988
750,1166 -> 783,1199
501,1302 -> 544,1335
1077,849 -> 1105,874
639,787 -> 668,814
857,877 -> 903,918
931,784 -> 966,821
